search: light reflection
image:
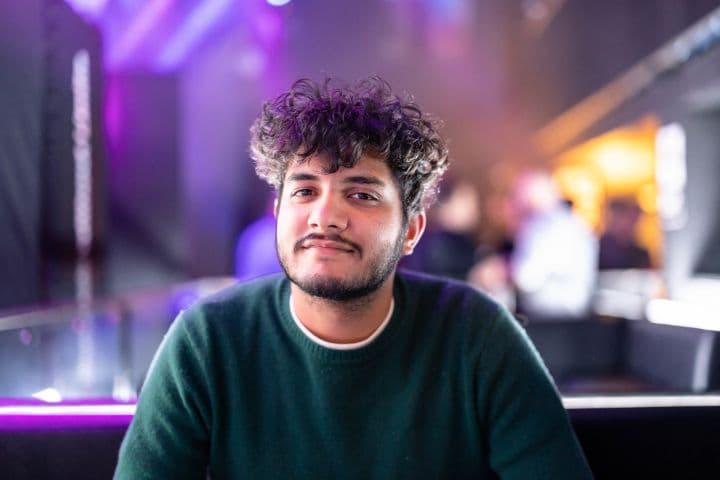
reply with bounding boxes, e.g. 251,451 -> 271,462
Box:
655,122 -> 688,230
19,329 -> 33,346
31,388 -> 63,403
4,395 -> 720,418
64,0 -> 109,19
0,404 -> 136,416
646,298 -> 720,332
563,394 -> 720,409
156,0 -> 233,70
108,0 -> 174,67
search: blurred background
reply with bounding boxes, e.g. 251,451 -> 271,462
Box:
4,1 -> 720,475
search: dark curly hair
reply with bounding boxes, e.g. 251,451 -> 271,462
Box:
250,77 -> 449,216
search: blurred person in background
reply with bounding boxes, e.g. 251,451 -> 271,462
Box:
467,181 -> 518,311
116,77 -> 591,479
467,249 -> 516,312
402,179 -> 480,280
509,170 -> 598,321
234,195 -> 282,281
598,198 -> 651,270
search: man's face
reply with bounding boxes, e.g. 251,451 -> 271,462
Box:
275,153 -> 425,301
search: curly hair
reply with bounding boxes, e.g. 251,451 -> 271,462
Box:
249,77 -> 449,216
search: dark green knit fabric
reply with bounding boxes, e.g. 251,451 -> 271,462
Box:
115,271 -> 592,479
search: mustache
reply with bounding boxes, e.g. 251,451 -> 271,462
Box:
294,233 -> 362,254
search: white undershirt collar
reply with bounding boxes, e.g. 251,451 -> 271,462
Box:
288,294 -> 395,350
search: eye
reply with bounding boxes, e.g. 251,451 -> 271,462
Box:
349,191 -> 379,201
291,188 -> 314,198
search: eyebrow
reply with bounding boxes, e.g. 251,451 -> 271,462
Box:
286,172 -> 386,187
286,172 -> 319,183
342,175 -> 386,187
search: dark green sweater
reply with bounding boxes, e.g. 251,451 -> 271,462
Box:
115,272 -> 592,479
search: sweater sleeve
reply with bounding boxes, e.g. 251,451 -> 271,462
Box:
479,308 -> 593,479
114,311 -> 212,479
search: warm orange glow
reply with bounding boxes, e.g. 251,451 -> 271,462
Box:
553,165 -> 603,229
556,117 -> 657,196
594,139 -> 653,191
551,117 -> 662,264
637,214 -> 662,268
637,183 -> 658,214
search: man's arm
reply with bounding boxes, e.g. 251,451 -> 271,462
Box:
479,308 -> 593,479
115,312 -> 212,479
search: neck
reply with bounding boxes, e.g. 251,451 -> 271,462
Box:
290,273 -> 396,344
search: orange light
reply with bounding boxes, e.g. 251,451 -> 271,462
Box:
551,117 -> 662,264
553,165 -> 604,229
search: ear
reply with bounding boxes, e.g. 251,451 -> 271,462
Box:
273,197 -> 280,218
403,211 -> 427,256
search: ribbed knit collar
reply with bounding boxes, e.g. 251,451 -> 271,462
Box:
288,294 -> 394,350
275,275 -> 408,364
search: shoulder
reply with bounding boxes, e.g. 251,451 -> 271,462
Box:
396,270 -> 517,344
156,274 -> 289,371
179,273 -> 288,333
398,269 -> 502,316
396,270 -> 536,380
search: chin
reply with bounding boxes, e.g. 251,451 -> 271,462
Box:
294,273 -> 382,302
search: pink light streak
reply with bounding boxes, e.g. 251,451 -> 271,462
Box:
0,404 -> 136,416
0,401 -> 136,431
156,0 -> 233,71
64,0 -> 109,20
108,0 -> 174,67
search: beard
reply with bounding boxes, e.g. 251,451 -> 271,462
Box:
278,228 -> 406,302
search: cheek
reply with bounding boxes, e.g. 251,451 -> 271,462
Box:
369,218 -> 404,245
276,205 -> 301,231
274,212 -> 294,246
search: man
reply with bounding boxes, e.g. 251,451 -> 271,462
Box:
598,198 -> 651,270
510,170 -> 598,321
115,78 -> 592,479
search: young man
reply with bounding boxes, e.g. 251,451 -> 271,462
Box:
115,78 -> 592,479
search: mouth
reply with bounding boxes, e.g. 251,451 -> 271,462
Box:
296,235 -> 360,255
302,240 -> 355,254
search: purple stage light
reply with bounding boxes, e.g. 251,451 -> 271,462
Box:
254,9 -> 283,43
64,0 -> 109,20
429,0 -> 466,20
104,75 -> 123,152
156,0 -> 233,71
267,0 -> 292,6
0,400 -> 136,431
108,0 -> 174,67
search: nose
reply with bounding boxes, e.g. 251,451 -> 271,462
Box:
308,193 -> 348,231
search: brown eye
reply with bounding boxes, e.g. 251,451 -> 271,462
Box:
292,188 -> 314,197
350,192 -> 378,201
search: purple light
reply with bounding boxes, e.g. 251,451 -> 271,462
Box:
254,10 -> 283,43
19,328 -> 32,346
1,405 -> 135,415
64,0 -> 109,19
171,289 -> 199,317
156,0 -> 233,71
429,0 -> 465,20
267,0 -> 292,6
104,75 -> 123,153
0,400 -> 135,431
108,0 -> 174,67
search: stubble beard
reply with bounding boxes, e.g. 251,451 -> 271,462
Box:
278,229 -> 406,302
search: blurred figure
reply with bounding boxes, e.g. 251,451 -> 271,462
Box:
467,249 -> 516,310
234,197 -> 282,281
509,170 -> 598,321
599,198 -> 651,270
402,180 -> 479,279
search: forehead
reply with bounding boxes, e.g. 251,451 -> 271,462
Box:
284,153 -> 396,183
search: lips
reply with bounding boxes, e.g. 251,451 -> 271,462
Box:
295,234 -> 360,255
302,239 -> 355,253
